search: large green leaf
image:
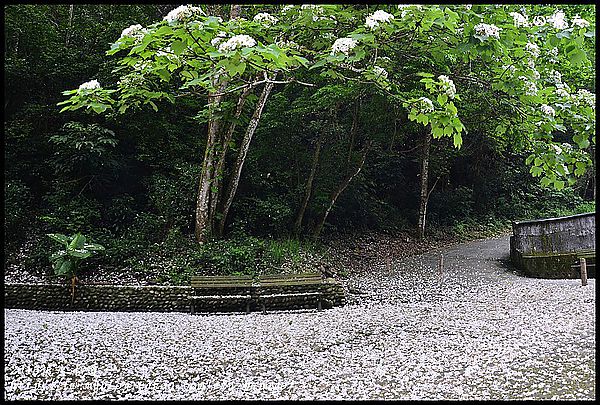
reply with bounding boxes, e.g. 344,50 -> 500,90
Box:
47,233 -> 70,245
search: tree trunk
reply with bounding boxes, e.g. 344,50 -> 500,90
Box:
194,4 -> 242,243
217,76 -> 276,236
312,142 -> 371,239
209,85 -> 252,235
417,128 -> 432,240
294,132 -> 324,236
65,5 -> 74,47
194,89 -> 223,243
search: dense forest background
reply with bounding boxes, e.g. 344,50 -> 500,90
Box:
4,4 -> 595,283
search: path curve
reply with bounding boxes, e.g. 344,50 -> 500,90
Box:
4,235 -> 595,400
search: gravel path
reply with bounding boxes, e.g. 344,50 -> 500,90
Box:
4,234 -> 595,400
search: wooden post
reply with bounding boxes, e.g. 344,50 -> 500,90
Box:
580,257 -> 588,286
438,254 -> 444,283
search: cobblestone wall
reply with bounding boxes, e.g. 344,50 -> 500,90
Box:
4,279 -> 346,313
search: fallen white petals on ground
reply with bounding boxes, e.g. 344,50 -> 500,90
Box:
4,236 -> 595,400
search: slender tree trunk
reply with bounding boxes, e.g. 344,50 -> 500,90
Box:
210,85 -> 252,235
195,88 -> 224,242
312,142 -> 371,239
294,132 -> 325,235
417,128 -> 432,240
217,76 -> 276,236
194,4 -> 241,243
65,5 -> 74,47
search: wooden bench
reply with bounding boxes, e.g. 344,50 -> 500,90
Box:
189,275 -> 254,314
256,273 -> 324,314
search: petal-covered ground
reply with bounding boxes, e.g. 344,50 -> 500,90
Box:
4,235 -> 595,400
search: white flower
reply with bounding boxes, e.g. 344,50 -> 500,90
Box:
438,75 -> 456,99
572,15 -> 590,28
78,80 -> 101,91
540,104 -> 555,117
532,16 -> 546,26
547,10 -> 568,29
254,12 -> 278,25
556,88 -> 570,98
281,5 -> 295,13
373,65 -> 388,79
331,37 -> 358,55
575,89 -> 596,108
519,76 -> 538,96
218,34 -> 257,52
474,23 -> 501,40
276,39 -> 299,50
365,10 -> 394,30
164,5 -> 204,23
525,42 -> 540,58
120,24 -> 145,40
551,143 -> 562,154
210,31 -> 227,47
464,5 -> 472,10
527,58 -> 536,70
509,12 -> 529,27
418,97 -> 434,113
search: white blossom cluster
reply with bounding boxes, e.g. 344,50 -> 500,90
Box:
418,97 -> 435,113
300,4 -> 324,13
574,89 -> 595,108
164,5 -> 204,23
509,12 -> 529,27
438,75 -> 456,99
572,15 -> 590,28
372,65 -> 388,79
547,10 -> 568,30
524,42 -> 540,58
551,143 -> 563,154
331,37 -> 358,55
119,24 -> 145,40
547,47 -> 559,64
254,12 -> 278,25
210,31 -> 228,47
540,104 -> 556,117
281,5 -> 295,13
78,79 -> 101,92
218,35 -> 257,52
365,10 -> 394,30
473,23 -> 501,40
276,39 -> 300,50
532,16 -> 546,26
519,76 -> 538,96
118,75 -> 144,87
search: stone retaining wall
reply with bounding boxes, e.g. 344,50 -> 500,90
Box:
510,212 -> 595,278
4,279 -> 346,313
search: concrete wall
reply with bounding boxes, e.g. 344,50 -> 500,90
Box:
510,212 -> 595,278
4,279 -> 346,313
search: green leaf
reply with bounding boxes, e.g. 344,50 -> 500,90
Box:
432,126 -> 444,138
437,93 -> 448,106
171,40 -> 187,56
530,166 -> 543,177
554,180 -> 565,191
48,233 -> 70,245
453,132 -> 462,148
69,234 -> 86,250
